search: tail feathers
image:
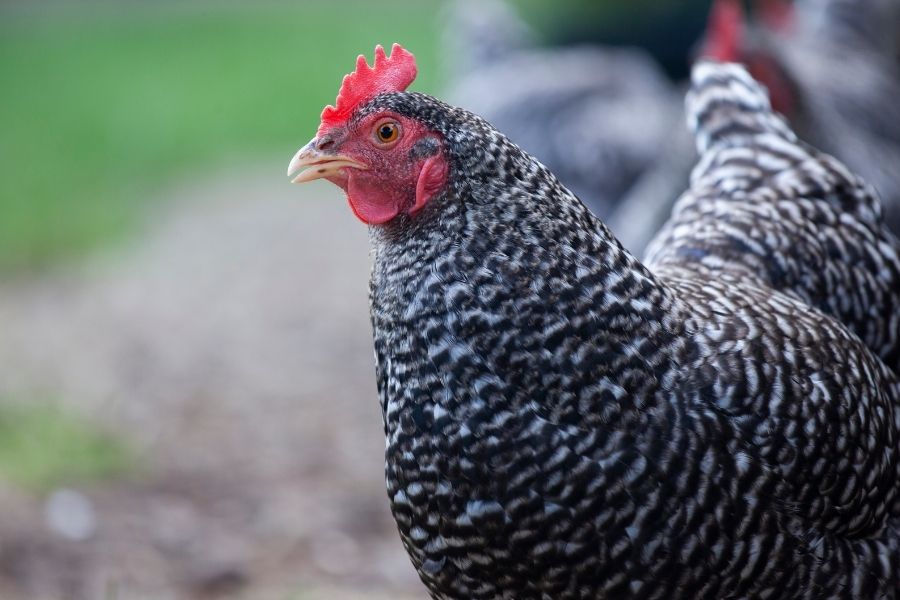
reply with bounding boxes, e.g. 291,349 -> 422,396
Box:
687,60 -> 796,154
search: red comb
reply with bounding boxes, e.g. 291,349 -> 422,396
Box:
703,0 -> 745,62
318,43 -> 418,135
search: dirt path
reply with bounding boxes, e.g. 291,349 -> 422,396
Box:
0,167 -> 425,599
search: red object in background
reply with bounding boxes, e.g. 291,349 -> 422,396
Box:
702,0 -> 745,62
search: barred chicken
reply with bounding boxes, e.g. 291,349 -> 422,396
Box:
715,0 -> 900,235
287,44 -> 900,599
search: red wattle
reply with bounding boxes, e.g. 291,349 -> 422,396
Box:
346,175 -> 401,225
342,152 -> 447,225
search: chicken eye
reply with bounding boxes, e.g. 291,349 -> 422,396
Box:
375,121 -> 400,145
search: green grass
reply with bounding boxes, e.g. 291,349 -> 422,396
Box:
0,1 -> 441,269
0,403 -> 135,492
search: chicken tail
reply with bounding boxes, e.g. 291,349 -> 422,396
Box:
686,60 -> 795,154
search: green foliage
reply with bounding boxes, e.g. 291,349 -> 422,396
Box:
0,1 -> 440,269
0,402 -> 135,492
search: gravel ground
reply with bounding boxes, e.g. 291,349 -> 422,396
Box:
0,167 -> 425,600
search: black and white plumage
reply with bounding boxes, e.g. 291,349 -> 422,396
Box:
358,61 -> 900,599
752,0 -> 900,234
444,0 -> 686,253
646,61 -> 900,372
288,43 -> 900,596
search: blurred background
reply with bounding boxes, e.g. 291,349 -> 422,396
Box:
1,0 -> 896,598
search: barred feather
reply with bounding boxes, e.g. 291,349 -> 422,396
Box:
352,61 -> 900,599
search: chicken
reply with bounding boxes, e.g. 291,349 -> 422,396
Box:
444,0 -> 685,253
716,0 -> 900,235
287,44 -> 900,598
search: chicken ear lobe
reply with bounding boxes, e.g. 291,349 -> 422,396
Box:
409,155 -> 449,215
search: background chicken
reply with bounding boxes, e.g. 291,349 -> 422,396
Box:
288,43 -> 900,598
719,0 -> 900,234
616,0 -> 900,254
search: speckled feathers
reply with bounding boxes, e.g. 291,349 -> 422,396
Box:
340,59 -> 900,599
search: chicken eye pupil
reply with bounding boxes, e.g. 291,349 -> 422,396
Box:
378,123 -> 397,142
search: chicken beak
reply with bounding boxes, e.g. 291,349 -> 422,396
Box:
286,137 -> 368,184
